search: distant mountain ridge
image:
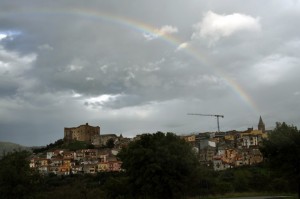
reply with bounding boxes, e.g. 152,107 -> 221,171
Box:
0,141 -> 31,158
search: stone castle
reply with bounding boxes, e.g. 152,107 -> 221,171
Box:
64,123 -> 100,143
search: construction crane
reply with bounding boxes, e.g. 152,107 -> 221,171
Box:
187,113 -> 224,133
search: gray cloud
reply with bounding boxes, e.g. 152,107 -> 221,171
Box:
0,0 -> 300,146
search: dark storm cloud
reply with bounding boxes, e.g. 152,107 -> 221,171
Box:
0,0 -> 300,145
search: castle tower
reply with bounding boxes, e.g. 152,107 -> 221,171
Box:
64,123 -> 100,143
258,116 -> 265,133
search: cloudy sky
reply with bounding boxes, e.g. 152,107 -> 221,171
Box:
1,0 -> 300,146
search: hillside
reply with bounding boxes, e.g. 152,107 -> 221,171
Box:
0,141 -> 31,158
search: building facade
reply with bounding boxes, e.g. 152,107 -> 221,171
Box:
64,123 -> 100,143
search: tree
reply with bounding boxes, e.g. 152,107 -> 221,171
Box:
33,139 -> 64,153
118,132 -> 200,199
0,150 -> 41,199
106,138 -> 115,149
66,141 -> 94,151
260,122 -> 300,198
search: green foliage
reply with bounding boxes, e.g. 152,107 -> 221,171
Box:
1,149 -> 296,199
214,163 -> 297,195
247,165 -> 270,191
260,122 -> 300,198
0,142 -> 30,158
191,166 -> 218,196
233,169 -> 251,192
0,150 -> 41,199
268,178 -> 290,193
33,139 -> 64,153
103,176 -> 130,199
34,173 -> 127,199
33,139 -> 95,153
64,141 -> 94,151
106,138 -> 115,149
118,132 -> 200,199
214,181 -> 234,195
261,122 -> 300,177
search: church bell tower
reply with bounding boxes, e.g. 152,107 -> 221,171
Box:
258,116 -> 265,133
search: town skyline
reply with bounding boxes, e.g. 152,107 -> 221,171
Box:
28,120 -> 268,175
1,0 -> 300,146
2,115 -> 269,147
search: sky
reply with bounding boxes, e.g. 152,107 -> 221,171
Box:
1,0 -> 300,146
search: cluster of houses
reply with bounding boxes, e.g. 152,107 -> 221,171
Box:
29,148 -> 123,175
30,117 -> 269,174
182,116 -> 268,171
30,128 -> 132,175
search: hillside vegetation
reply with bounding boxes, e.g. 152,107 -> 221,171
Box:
0,141 -> 30,158
32,139 -> 95,153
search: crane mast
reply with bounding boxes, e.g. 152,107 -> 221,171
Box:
187,113 -> 224,133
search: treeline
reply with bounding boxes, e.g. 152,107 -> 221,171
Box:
32,139 -> 64,153
33,138 -> 117,154
32,139 -> 95,153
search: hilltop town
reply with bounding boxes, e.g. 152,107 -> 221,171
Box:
30,117 -> 268,175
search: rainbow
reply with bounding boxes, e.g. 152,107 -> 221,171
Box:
16,7 -> 259,114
